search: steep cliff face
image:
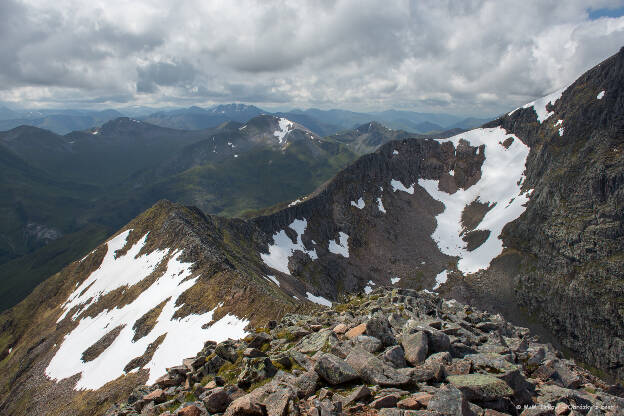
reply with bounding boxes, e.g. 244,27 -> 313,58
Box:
455,47 -> 624,381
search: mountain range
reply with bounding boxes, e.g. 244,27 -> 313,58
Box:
0,47 -> 622,416
0,115 -> 452,312
0,103 -> 489,136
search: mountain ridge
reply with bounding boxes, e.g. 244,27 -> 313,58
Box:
0,46 -> 622,416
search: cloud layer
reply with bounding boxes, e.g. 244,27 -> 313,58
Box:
2,0 -> 624,115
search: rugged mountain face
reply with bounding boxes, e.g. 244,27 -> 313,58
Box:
0,48 -> 622,416
0,115 -> 409,312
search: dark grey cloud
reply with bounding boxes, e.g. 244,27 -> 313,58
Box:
0,0 -> 623,115
137,60 -> 197,93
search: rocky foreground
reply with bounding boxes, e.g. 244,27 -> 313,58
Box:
105,289 -> 623,416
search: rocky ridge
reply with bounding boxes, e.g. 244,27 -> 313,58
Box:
106,289 -> 623,416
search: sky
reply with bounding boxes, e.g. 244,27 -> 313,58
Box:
1,0 -> 624,116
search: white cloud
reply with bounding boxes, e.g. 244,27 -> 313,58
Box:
1,0 -> 623,114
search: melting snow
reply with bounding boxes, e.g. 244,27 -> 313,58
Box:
391,179 -> 415,194
391,277 -> 401,284
288,199 -> 303,207
449,170 -> 454,176
512,87 -> 565,123
273,118 -> 294,144
364,285 -> 373,294
377,197 -> 386,213
418,127 -> 532,274
367,280 -> 376,286
261,219 -> 318,275
558,128 -> 564,137
351,198 -> 365,209
328,232 -> 350,258
46,232 -> 249,390
267,275 -> 280,287
306,292 -> 332,307
597,90 -> 605,100
393,150 -> 399,155
433,270 -> 448,290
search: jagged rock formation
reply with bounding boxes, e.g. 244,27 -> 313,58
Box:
105,289 -> 624,416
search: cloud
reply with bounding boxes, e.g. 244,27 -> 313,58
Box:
1,0 -> 623,115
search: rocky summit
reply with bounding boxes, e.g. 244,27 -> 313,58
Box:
105,289 -> 623,416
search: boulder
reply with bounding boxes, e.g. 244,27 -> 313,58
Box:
427,384 -> 473,416
203,387 -> 231,413
402,332 -> 429,365
447,374 -> 513,402
371,394 -> 400,409
333,324 -> 348,334
313,353 -> 359,385
215,341 -> 239,362
143,389 -> 166,404
384,345 -> 407,368
224,395 -> 267,416
296,330 -> 338,354
366,314 -> 397,346
346,347 -> 410,386
345,323 -> 367,339
293,370 -> 319,398
352,335 -> 383,353
237,357 -> 277,388
247,332 -> 272,349
176,405 -> 202,416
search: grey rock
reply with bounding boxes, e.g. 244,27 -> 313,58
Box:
402,332 -> 429,365
427,384 -> 473,416
296,330 -> 338,354
313,353 -> 359,385
352,335 -> 383,353
345,347 -> 410,386
384,345 -> 407,368
366,314 -> 397,346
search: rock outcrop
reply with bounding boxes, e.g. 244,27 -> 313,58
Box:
106,289 -> 623,416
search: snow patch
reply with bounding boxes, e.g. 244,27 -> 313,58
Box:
364,285 -> 373,294
306,292 -> 331,307
393,150 -> 399,155
554,119 -> 563,126
273,118 -> 294,144
391,179 -> 414,194
328,232 -> 349,258
513,87 -> 565,123
267,275 -> 280,287
418,127 -> 532,274
558,127 -> 564,137
351,197 -> 365,209
433,270 -> 448,290
597,90 -> 605,100
46,232 -> 249,390
261,219 -> 317,275
391,277 -> 401,285
288,199 -> 303,207
377,197 -> 386,213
